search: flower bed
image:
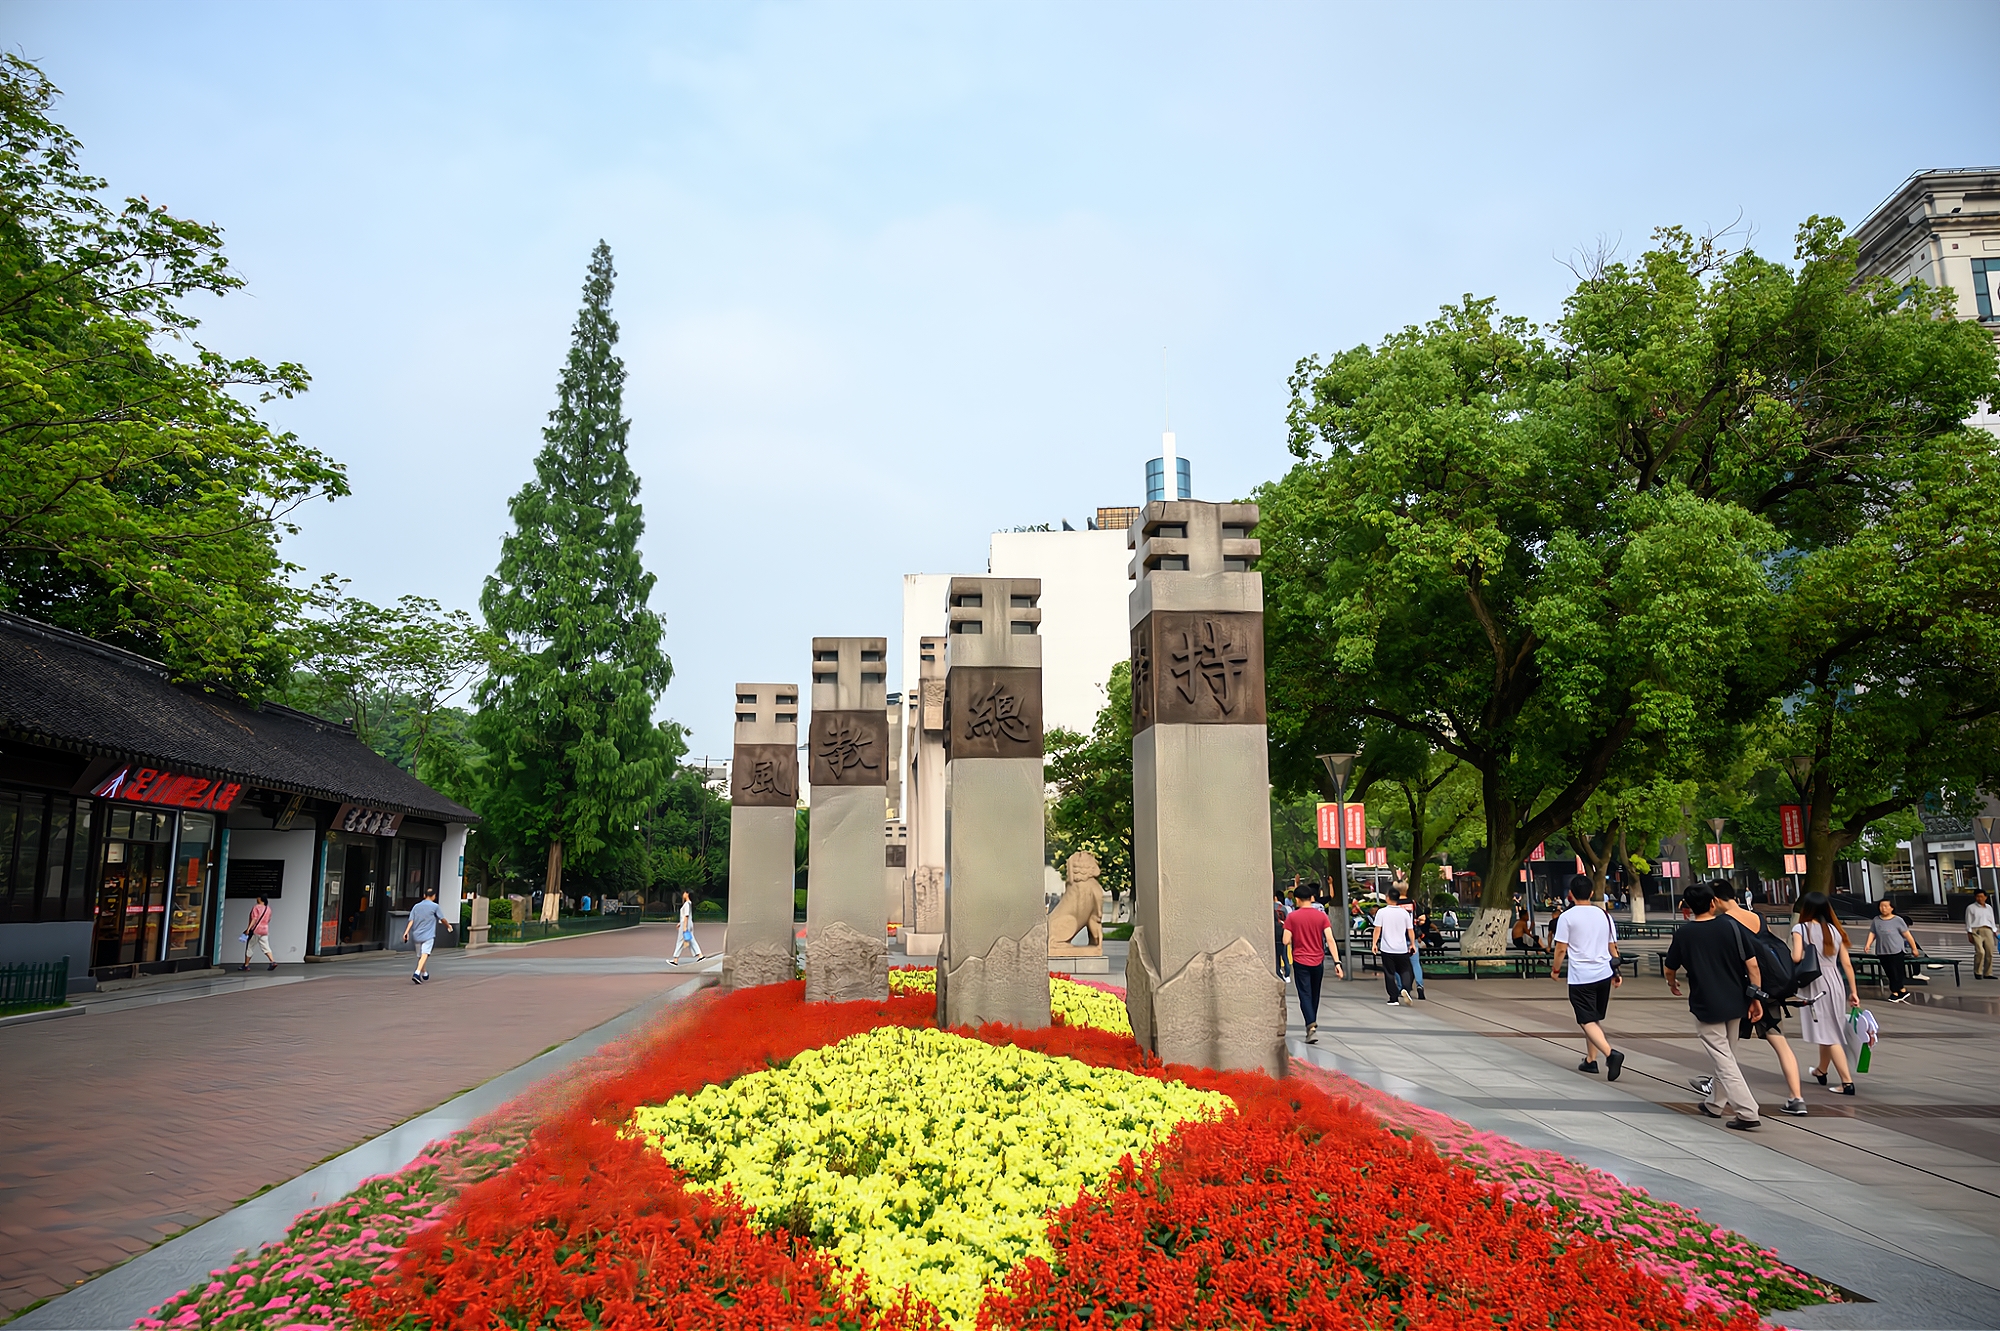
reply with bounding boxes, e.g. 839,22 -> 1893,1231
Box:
141,976 -> 1836,1331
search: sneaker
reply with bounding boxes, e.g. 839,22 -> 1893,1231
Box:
1606,1050 -> 1625,1083
1398,990 -> 1412,1007
412,972 -> 421,984
1415,986 -> 1426,1001
1688,1076 -> 1715,1097
238,963 -> 249,972
1306,1023 -> 1318,1045
670,958 -> 680,966
267,963 -> 277,972
1386,999 -> 1400,1006
1725,1117 -> 1760,1131
416,972 -> 427,983
1889,992 -> 1910,1003
1577,1059 -> 1600,1074
1780,1098 -> 1808,1116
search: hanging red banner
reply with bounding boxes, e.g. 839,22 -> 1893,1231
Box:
1315,804 -> 1338,849
1784,853 -> 1806,875
1704,842 -> 1735,870
1344,803 -> 1368,849
1661,860 -> 1682,879
1530,842 -> 1547,862
1979,843 -> 1997,870
1365,846 -> 1387,867
1779,805 -> 1805,849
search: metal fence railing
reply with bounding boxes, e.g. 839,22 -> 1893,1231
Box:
488,913 -> 643,943
0,958 -> 68,1013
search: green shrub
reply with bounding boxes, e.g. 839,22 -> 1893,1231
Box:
487,897 -> 515,923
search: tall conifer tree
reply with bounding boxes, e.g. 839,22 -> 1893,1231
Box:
475,242 -> 677,895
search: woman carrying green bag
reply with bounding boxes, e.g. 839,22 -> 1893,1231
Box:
1793,892 -> 1861,1096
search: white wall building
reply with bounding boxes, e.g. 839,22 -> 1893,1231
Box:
987,528 -> 1132,735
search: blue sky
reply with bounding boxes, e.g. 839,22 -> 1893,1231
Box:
11,0 -> 1998,754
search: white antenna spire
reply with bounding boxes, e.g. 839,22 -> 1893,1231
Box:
1160,345 -> 1176,484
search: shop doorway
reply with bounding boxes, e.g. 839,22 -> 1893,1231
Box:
318,831 -> 386,953
92,809 -> 173,972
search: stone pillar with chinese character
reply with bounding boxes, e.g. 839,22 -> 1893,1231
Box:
1124,501 -> 1285,1074
937,578 -> 1051,1029
805,637 -> 891,1002
903,635 -> 948,958
723,682 -> 800,991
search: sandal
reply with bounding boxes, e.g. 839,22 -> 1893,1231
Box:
1813,1070 -> 1828,1086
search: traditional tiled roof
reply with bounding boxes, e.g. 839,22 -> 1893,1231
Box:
0,612 -> 476,822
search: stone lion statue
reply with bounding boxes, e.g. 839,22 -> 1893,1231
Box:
1048,850 -> 1103,948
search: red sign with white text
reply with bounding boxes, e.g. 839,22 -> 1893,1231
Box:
1365,846 -> 1387,867
1661,860 -> 1682,879
1318,803 -> 1368,849
1704,842 -> 1735,870
1784,853 -> 1806,875
1779,805 -> 1805,850
1344,803 -> 1368,849
1979,843 -> 1997,870
90,765 -> 241,812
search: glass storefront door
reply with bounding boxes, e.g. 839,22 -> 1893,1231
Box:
92,809 -> 174,971
166,812 -> 215,961
319,831 -> 386,953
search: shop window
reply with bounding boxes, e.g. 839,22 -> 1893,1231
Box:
93,805 -> 174,971
0,791 -> 95,924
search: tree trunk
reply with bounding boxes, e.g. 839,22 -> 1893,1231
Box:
1467,785 -> 1525,955
541,839 -> 563,924
1617,825 -> 1647,924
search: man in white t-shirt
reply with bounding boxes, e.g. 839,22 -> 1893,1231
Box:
1371,890 -> 1417,1007
1551,875 -> 1624,1079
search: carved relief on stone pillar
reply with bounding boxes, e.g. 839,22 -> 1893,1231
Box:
1130,610 -> 1267,734
943,666 -> 1044,761
731,743 -> 798,807
808,710 -> 889,787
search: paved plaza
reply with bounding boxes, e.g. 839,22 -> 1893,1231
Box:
5,922 -> 1998,1329
1280,951 -> 2000,1330
0,922 -> 723,1324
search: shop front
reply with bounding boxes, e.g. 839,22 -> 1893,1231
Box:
1,611 -> 476,986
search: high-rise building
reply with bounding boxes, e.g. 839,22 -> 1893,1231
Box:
1851,168 -> 2000,429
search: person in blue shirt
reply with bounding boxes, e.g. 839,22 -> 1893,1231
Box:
402,885 -> 451,984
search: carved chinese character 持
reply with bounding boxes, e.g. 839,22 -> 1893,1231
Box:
1169,617 -> 1252,715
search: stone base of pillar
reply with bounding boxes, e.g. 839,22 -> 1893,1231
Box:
723,940 -> 796,991
937,919 -> 1051,1030
1124,926 -> 1286,1076
1045,955 -> 1111,975
901,931 -> 941,958
804,919 -> 888,1002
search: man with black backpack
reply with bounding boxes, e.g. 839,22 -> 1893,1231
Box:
1704,889 -> 1810,1117
1663,883 -> 1769,1130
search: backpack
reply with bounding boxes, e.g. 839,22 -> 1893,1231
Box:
1734,916 -> 1804,1003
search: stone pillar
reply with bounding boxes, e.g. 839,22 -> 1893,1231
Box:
723,682 -> 800,991
1123,501 -> 1286,1075
805,637 -> 890,1002
885,819 -> 909,926
938,578 -> 1051,1029
903,635 -> 947,957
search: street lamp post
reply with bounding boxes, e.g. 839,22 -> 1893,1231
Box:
1706,817 -> 1734,903
1978,817 -> 1997,897
1319,753 -> 1356,981
1787,755 -> 1815,903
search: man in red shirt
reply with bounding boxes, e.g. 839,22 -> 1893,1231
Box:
1283,883 -> 1343,1044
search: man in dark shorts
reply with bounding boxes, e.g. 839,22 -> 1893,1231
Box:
1551,875 -> 1624,1080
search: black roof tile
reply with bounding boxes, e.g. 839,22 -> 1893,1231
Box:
0,612 -> 476,822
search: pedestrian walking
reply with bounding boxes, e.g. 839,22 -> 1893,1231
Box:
239,895 -> 276,972
402,885 -> 449,983
1964,888 -> 1996,980
1792,891 -> 1861,1096
1282,883 -> 1342,1043
1713,892 -> 1809,1116
1551,875 -> 1624,1081
1372,888 -> 1417,1007
1864,899 -> 1921,1002
1662,882 -> 1767,1130
1273,887 -> 1293,980
670,890 -> 706,965
1408,899 -> 1432,1000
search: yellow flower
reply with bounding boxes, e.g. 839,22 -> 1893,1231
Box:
888,966 -> 1133,1036
628,1026 -> 1228,1329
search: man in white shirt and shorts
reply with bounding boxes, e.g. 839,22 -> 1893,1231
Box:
1552,874 -> 1624,1080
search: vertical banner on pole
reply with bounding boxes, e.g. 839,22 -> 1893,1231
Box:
1315,804 -> 1338,850
1530,843 -> 1547,862
1980,843 -> 1998,870
1342,803 -> 1368,849
1779,806 -> 1805,850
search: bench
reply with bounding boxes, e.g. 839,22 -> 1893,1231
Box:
1354,951 -> 1636,980
1514,952 -> 1641,980
1852,953 -> 1961,989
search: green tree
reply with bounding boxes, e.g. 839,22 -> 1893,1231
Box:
281,580 -> 486,770
1046,661 -> 1135,899
1262,220 -> 1995,950
0,56 -> 346,694
473,242 -> 677,898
